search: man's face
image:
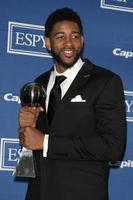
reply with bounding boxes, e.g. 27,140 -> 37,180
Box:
45,20 -> 84,70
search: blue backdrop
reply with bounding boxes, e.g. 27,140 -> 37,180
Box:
0,0 -> 133,199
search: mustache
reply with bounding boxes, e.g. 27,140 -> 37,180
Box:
59,47 -> 78,52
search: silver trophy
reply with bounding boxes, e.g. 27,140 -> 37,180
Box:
13,82 -> 46,178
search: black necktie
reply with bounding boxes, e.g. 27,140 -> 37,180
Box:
47,75 -> 66,126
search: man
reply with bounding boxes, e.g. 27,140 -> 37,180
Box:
19,8 -> 126,200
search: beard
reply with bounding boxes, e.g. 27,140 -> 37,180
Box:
50,48 -> 83,69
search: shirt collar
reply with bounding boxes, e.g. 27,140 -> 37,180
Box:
52,58 -> 84,80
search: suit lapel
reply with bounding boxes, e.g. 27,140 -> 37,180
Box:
35,67 -> 54,91
61,59 -> 94,103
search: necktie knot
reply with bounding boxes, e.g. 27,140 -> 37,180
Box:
54,75 -> 66,86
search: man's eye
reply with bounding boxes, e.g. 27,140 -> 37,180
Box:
56,35 -> 64,39
72,34 -> 80,39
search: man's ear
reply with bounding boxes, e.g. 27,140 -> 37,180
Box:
81,36 -> 84,47
44,37 -> 51,51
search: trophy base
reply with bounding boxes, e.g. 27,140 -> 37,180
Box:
13,148 -> 36,178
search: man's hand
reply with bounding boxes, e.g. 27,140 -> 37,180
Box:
19,106 -> 44,128
18,106 -> 44,149
19,126 -> 44,150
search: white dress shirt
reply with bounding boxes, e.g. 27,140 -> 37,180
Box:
43,58 -> 84,157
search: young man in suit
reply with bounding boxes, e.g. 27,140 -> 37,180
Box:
19,8 -> 126,200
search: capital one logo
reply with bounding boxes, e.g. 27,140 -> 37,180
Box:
125,91 -> 133,122
0,138 -> 20,171
4,93 -> 20,104
101,0 -> 133,13
113,48 -> 133,59
7,21 -> 52,58
109,160 -> 133,168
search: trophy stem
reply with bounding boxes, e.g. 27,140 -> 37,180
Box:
13,147 -> 36,178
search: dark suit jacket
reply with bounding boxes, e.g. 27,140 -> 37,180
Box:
25,59 -> 126,200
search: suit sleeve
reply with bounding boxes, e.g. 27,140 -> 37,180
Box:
47,75 -> 126,162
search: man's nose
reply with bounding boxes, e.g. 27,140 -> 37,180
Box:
64,36 -> 73,47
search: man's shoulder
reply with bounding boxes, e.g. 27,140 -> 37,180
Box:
84,59 -> 121,80
35,68 -> 52,83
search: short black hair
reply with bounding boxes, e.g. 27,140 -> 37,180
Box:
44,8 -> 83,37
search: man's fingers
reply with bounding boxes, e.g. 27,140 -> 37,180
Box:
19,106 -> 44,128
20,106 -> 44,114
38,106 -> 44,112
